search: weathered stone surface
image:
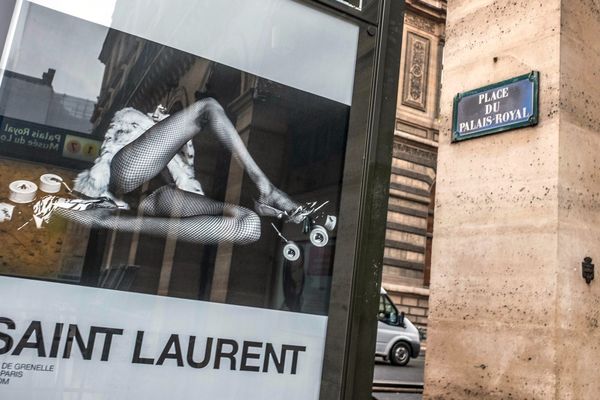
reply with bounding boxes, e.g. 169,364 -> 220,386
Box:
554,1 -> 600,399
425,0 -> 572,398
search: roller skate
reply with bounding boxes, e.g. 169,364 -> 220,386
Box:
269,201 -> 337,261
271,223 -> 302,262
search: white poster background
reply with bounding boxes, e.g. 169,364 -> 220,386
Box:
0,277 -> 328,400
21,0 -> 359,105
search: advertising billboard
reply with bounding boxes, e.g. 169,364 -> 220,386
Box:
0,278 -> 327,399
0,0 -> 361,398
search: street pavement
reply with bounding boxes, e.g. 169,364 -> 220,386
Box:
372,355 -> 424,400
373,393 -> 422,400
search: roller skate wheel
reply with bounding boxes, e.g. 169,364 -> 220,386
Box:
309,225 -> 328,247
324,215 -> 337,231
283,242 -> 301,262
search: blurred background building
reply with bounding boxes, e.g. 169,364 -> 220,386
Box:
382,0 -> 446,341
0,68 -> 95,133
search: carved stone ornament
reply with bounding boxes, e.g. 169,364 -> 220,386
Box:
405,12 -> 436,34
402,32 -> 430,112
393,140 -> 437,168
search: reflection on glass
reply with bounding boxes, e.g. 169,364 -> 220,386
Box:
1,3 -> 106,134
0,2 -> 351,317
334,0 -> 363,11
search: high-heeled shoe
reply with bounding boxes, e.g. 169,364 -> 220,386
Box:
254,199 -> 325,224
254,199 -> 287,219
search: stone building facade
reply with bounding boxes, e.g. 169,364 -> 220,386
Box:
382,0 -> 446,336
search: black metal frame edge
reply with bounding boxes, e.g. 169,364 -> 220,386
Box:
308,0 -> 405,398
309,0 -> 381,25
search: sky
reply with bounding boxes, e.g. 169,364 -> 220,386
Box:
5,2 -> 110,101
28,0 -> 116,26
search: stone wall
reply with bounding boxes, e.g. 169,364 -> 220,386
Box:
555,1 -> 600,398
423,0 -> 600,398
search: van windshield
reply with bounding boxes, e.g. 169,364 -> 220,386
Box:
379,294 -> 399,325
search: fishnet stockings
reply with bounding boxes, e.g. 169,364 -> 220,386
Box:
56,186 -> 260,244
58,98 -> 304,244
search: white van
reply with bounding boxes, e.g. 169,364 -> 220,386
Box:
375,288 -> 421,366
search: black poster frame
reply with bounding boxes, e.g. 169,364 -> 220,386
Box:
303,0 -> 405,398
0,0 -> 404,398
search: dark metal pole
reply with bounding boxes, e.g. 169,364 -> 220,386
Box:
317,0 -> 405,398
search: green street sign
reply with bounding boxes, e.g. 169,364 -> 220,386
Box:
452,71 -> 539,142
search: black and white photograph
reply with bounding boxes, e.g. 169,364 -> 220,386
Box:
0,1 -> 351,316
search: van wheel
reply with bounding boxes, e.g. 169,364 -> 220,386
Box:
389,342 -> 411,366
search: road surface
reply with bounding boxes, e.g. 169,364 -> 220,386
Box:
372,355 -> 424,400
